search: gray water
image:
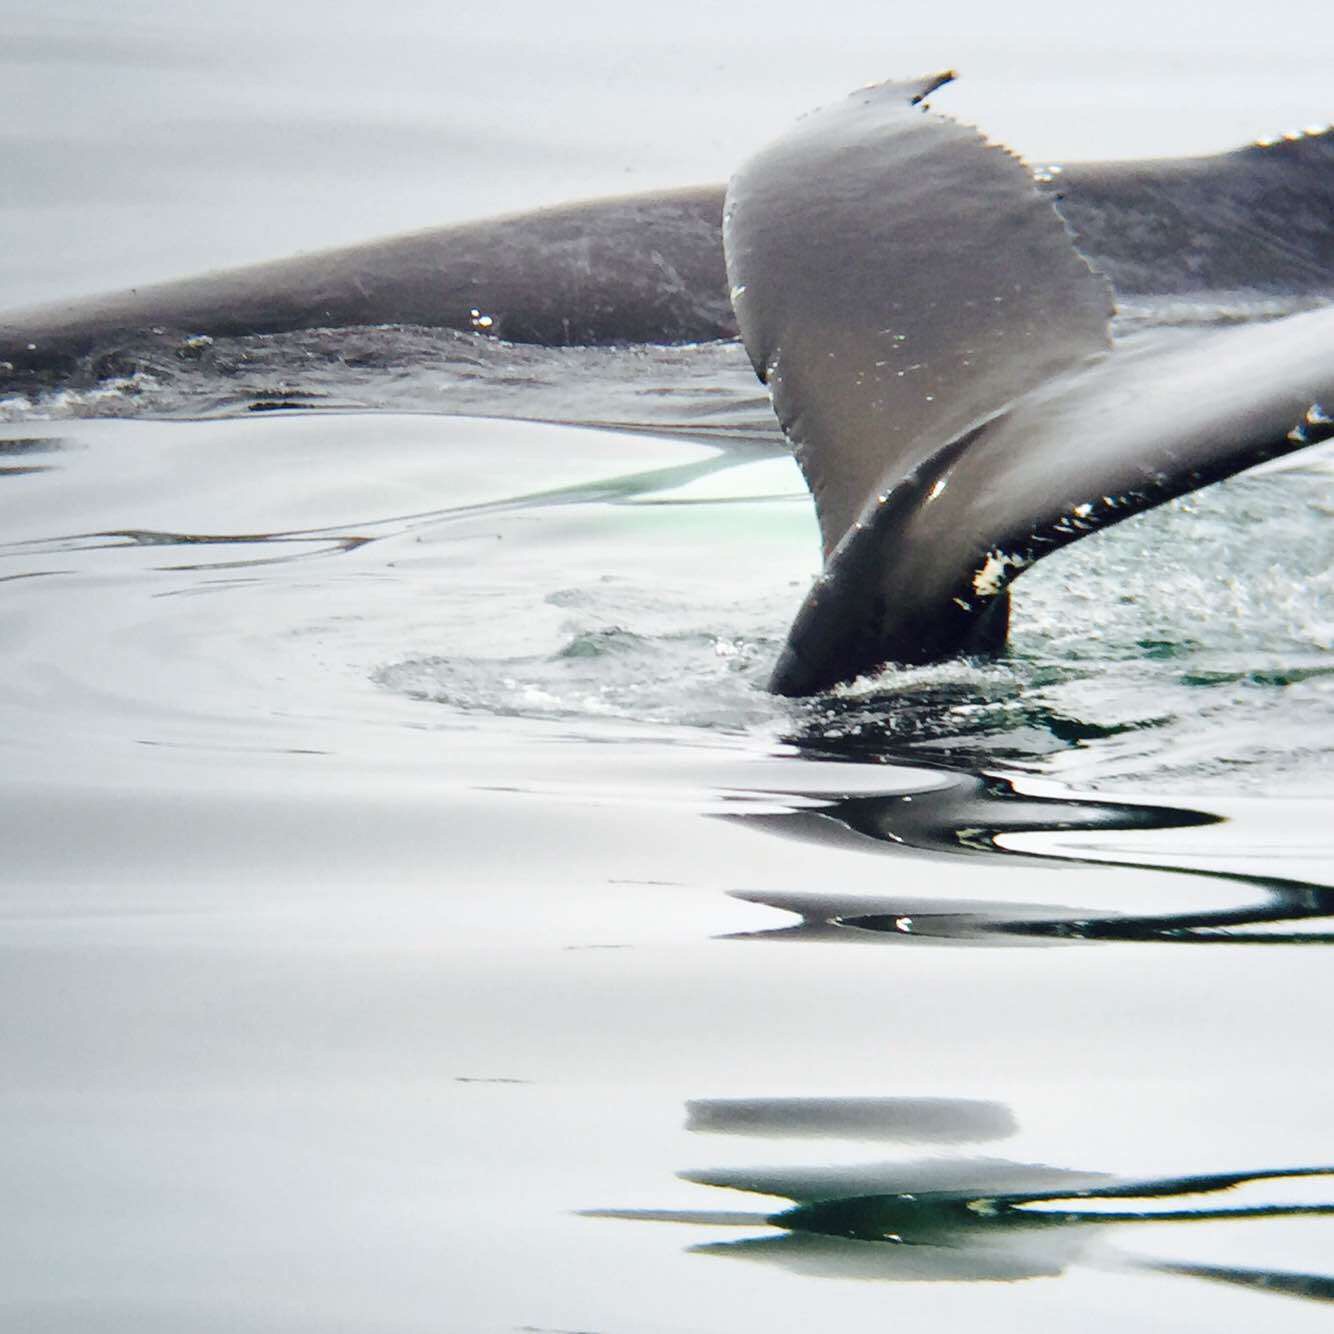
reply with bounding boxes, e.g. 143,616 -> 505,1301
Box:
2,5 -> 1333,1332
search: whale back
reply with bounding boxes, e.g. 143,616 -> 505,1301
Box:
1048,129 -> 1334,304
0,187 -> 734,374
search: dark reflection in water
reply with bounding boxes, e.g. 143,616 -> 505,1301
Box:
1143,1260 -> 1334,1302
0,444 -> 752,573
724,769 -> 1334,945
686,1097 -> 1016,1143
0,434 -> 70,477
586,1097 -> 1334,1300
0,436 -> 68,456
792,675 -> 1161,770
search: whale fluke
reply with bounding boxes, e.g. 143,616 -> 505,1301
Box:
722,77 -> 1334,696
725,75 -> 1116,561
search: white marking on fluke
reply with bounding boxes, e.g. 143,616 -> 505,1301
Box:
973,549 -> 1031,597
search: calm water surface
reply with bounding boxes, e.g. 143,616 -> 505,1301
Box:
2,5 -> 1332,1331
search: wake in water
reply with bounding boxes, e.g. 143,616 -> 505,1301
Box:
3,297 -> 1321,429
2,320 -> 1329,792
0,325 -> 779,442
369,447 -> 1333,794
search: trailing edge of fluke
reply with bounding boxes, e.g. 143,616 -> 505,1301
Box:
723,75 -> 1334,695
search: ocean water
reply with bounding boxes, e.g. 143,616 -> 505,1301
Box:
2,5 -> 1332,1332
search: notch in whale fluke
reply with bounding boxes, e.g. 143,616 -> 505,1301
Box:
724,75 -> 1334,697
882,69 -> 956,105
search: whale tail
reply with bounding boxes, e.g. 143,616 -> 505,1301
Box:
723,77 -> 1334,696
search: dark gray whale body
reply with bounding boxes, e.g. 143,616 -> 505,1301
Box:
2,76 -> 1330,695
0,187 -> 734,369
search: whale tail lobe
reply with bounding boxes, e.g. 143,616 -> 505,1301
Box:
723,76 -> 1334,696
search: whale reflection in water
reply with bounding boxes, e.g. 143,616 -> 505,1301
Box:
585,1097 -> 1334,1300
719,766 -> 1334,945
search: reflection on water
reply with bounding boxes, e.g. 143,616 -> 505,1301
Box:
588,1097 -> 1334,1300
724,771 -> 1334,944
0,434 -> 757,575
1143,1260 -> 1334,1302
0,434 -> 70,477
685,1097 -> 1017,1143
